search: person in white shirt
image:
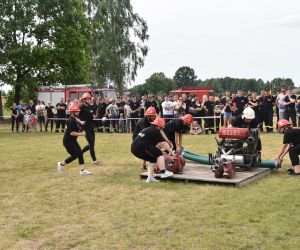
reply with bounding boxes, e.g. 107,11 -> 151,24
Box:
276,87 -> 287,120
123,100 -> 132,132
161,96 -> 176,122
36,100 -> 46,132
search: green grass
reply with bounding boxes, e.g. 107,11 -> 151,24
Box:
0,125 -> 299,249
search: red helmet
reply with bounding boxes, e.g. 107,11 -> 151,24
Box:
182,114 -> 194,125
277,119 -> 291,128
80,92 -> 92,101
145,107 -> 157,116
151,118 -> 165,128
68,102 -> 81,112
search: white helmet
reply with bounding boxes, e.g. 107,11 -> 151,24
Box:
242,107 -> 255,119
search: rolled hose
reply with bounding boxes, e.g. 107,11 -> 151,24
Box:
182,151 -> 280,169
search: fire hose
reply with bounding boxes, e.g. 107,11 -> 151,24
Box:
182,150 -> 281,169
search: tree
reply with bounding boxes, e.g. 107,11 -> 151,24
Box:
131,72 -> 176,97
0,0 -> 91,103
271,78 -> 295,92
173,66 -> 197,88
88,0 -> 149,92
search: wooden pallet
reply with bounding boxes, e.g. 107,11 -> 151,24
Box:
140,162 -> 271,187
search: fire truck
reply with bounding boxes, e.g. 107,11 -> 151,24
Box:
170,86 -> 214,101
37,84 -> 118,105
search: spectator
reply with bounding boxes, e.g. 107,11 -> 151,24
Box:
203,95 -> 216,134
96,98 -> 108,132
45,102 -> 54,132
284,87 -> 297,127
106,99 -> 119,132
27,100 -> 36,115
296,97 -> 300,127
157,95 -> 164,117
139,95 -> 147,118
161,96 -> 175,122
24,109 -> 31,133
16,100 -> 25,132
248,92 -> 259,122
30,114 -> 37,132
261,90 -> 276,133
55,98 -> 67,133
36,100 -> 46,132
276,86 -> 287,120
10,103 -> 17,133
214,96 -> 223,132
129,96 -> 140,132
145,94 -> 158,114
222,97 -> 233,127
190,96 -> 205,131
124,100 -> 132,132
232,90 -> 248,116
119,113 -> 126,133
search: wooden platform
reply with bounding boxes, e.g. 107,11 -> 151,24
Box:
140,162 -> 271,187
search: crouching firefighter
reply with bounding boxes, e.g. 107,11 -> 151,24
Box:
276,119 -> 300,176
131,118 -> 174,183
231,107 -> 262,151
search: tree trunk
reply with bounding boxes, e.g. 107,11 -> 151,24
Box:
14,83 -> 21,104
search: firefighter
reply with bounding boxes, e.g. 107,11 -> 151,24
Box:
55,98 -> 67,132
79,92 -> 101,166
57,102 -> 92,175
131,118 -> 174,183
275,119 -> 300,176
203,95 -> 215,134
164,114 -> 194,151
261,90 -> 276,133
231,107 -> 261,151
284,87 -> 297,127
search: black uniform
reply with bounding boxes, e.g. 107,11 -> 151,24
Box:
63,116 -> 84,165
164,119 -> 189,150
79,104 -> 97,162
283,128 -> 300,166
232,96 -> 248,116
130,100 -> 140,132
97,101 -> 108,131
261,94 -> 275,132
45,106 -> 54,132
131,126 -> 165,163
204,100 -> 215,133
145,100 -> 158,114
284,94 -> 297,127
55,102 -> 67,132
191,101 -> 205,129
232,114 -> 261,151
132,116 -> 152,140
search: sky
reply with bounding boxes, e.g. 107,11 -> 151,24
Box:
130,0 -> 300,87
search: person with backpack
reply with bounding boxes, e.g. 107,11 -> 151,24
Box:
57,102 -> 92,175
131,118 -> 174,183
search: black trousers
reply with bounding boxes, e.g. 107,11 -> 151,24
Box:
82,130 -> 97,161
45,118 -> 54,131
204,112 -> 215,133
16,117 -> 24,132
130,112 -> 139,132
262,109 -> 273,132
285,109 -> 297,127
11,117 -> 16,132
289,144 -> 300,166
56,118 -> 66,132
63,139 -> 84,165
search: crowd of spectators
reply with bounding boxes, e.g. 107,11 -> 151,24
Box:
10,86 -> 300,134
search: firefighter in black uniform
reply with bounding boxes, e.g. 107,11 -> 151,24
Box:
79,92 -> 101,166
232,90 -> 248,116
231,107 -> 261,151
276,119 -> 300,176
55,98 -> 67,132
132,107 -> 157,140
129,96 -> 140,132
284,87 -> 297,127
131,118 -> 174,183
261,91 -> 275,132
57,102 -> 92,175
164,114 -> 194,151
203,95 -> 215,134
145,95 -> 159,114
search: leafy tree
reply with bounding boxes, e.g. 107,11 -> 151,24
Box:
131,72 -> 176,97
173,66 -> 197,88
271,78 -> 294,91
88,0 -> 149,92
0,0 -> 91,103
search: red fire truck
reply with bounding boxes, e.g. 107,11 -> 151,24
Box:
37,84 -> 118,105
169,86 -> 214,101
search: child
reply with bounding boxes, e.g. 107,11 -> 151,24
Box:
119,113 -> 126,133
190,121 -> 202,135
24,110 -> 31,133
30,114 -> 37,132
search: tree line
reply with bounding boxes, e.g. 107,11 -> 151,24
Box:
0,0 -> 148,104
131,66 -> 295,97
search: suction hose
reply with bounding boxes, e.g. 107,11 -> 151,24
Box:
182,151 -> 280,169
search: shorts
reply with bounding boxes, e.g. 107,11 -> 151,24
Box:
223,112 -> 232,118
131,142 -> 163,163
38,116 -> 45,123
109,115 -> 118,126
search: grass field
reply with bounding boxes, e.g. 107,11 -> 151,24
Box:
0,124 -> 300,249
